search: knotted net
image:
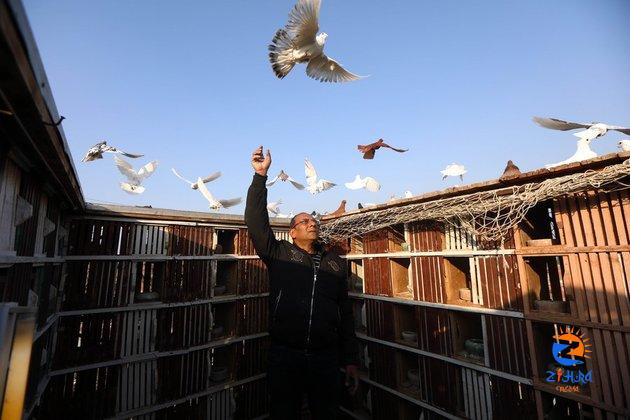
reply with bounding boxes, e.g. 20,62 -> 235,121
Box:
320,158 -> 630,243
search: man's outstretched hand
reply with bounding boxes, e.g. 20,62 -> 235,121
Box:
251,145 -> 271,177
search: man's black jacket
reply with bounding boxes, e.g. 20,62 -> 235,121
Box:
245,173 -> 359,366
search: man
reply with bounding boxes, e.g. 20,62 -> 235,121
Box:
245,146 -> 359,419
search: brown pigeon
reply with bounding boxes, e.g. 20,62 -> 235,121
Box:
357,138 -> 408,160
500,160 -> 521,180
329,200 -> 347,217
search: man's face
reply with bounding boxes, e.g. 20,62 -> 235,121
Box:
290,213 -> 320,242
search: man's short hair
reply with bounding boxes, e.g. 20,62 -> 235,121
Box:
290,212 -> 310,228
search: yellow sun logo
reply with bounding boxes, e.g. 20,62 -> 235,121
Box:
553,326 -> 592,359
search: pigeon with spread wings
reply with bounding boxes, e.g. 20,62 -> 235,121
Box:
197,178 -> 242,210
268,0 -> 363,83
171,168 -> 221,189
344,175 -> 381,192
357,138 -> 408,160
114,156 -> 158,194
304,158 -> 336,194
533,117 -> 630,140
82,141 -> 143,162
266,170 -> 305,190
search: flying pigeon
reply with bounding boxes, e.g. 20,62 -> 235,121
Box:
619,140 -> 630,152
266,170 -> 305,190
500,160 -> 521,180
82,141 -> 143,162
114,156 -> 158,193
267,199 -> 289,217
269,0 -> 362,83
441,163 -> 467,181
344,175 -> 381,192
329,200 -> 346,217
357,138 -> 408,160
304,158 -> 336,194
404,190 -> 413,198
197,178 -> 242,210
171,168 -> 221,189
533,117 -> 630,141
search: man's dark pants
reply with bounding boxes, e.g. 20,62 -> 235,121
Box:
267,343 -> 341,419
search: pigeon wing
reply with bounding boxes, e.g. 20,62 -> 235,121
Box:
609,127 -> 630,135
364,177 -> 381,192
137,161 -> 159,180
362,149 -> 376,159
114,155 -> 134,170
304,159 -> 318,186
318,179 -> 336,191
286,176 -> 305,190
345,175 -> 364,190
266,173 -> 280,187
196,178 -> 219,206
306,55 -> 362,83
114,157 -> 140,183
219,197 -> 242,208
532,117 -> 590,131
172,168 -> 194,185
201,171 -> 222,183
286,0 -> 320,48
381,143 -> 408,153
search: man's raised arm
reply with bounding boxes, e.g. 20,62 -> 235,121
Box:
244,146 -> 279,260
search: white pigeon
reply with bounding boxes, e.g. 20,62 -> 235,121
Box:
545,138 -> 597,169
171,168 -> 221,189
120,182 -> 145,195
269,0 -> 363,83
533,117 -> 630,141
114,156 -> 158,193
267,199 -> 283,215
304,159 -> 336,194
441,163 -> 467,181
619,140 -> 630,152
404,190 -> 413,198
82,141 -> 143,162
266,170 -> 305,190
197,178 -> 242,210
344,175 -> 381,192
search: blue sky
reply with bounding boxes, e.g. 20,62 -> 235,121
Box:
24,0 -> 630,215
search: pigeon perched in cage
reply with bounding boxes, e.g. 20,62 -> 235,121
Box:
269,0 -> 363,83
82,141 -> 143,162
266,170 -> 305,190
357,138 -> 408,160
304,158 -> 336,194
440,163 -> 467,181
619,140 -> 630,152
171,168 -> 221,189
114,156 -> 158,194
344,175 -> 381,192
197,178 -> 242,210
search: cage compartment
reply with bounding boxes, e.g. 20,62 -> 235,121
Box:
390,257 -> 412,299
349,259 -> 364,293
395,350 -> 421,397
524,256 -> 568,314
208,344 -> 236,383
519,201 -> 559,246
444,257 -> 481,305
214,228 -> 239,254
450,312 -> 485,365
211,302 -> 237,340
214,260 -> 239,296
393,304 -> 418,347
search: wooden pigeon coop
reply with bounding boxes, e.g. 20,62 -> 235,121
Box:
2,1 -> 630,419
323,153 -> 630,420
